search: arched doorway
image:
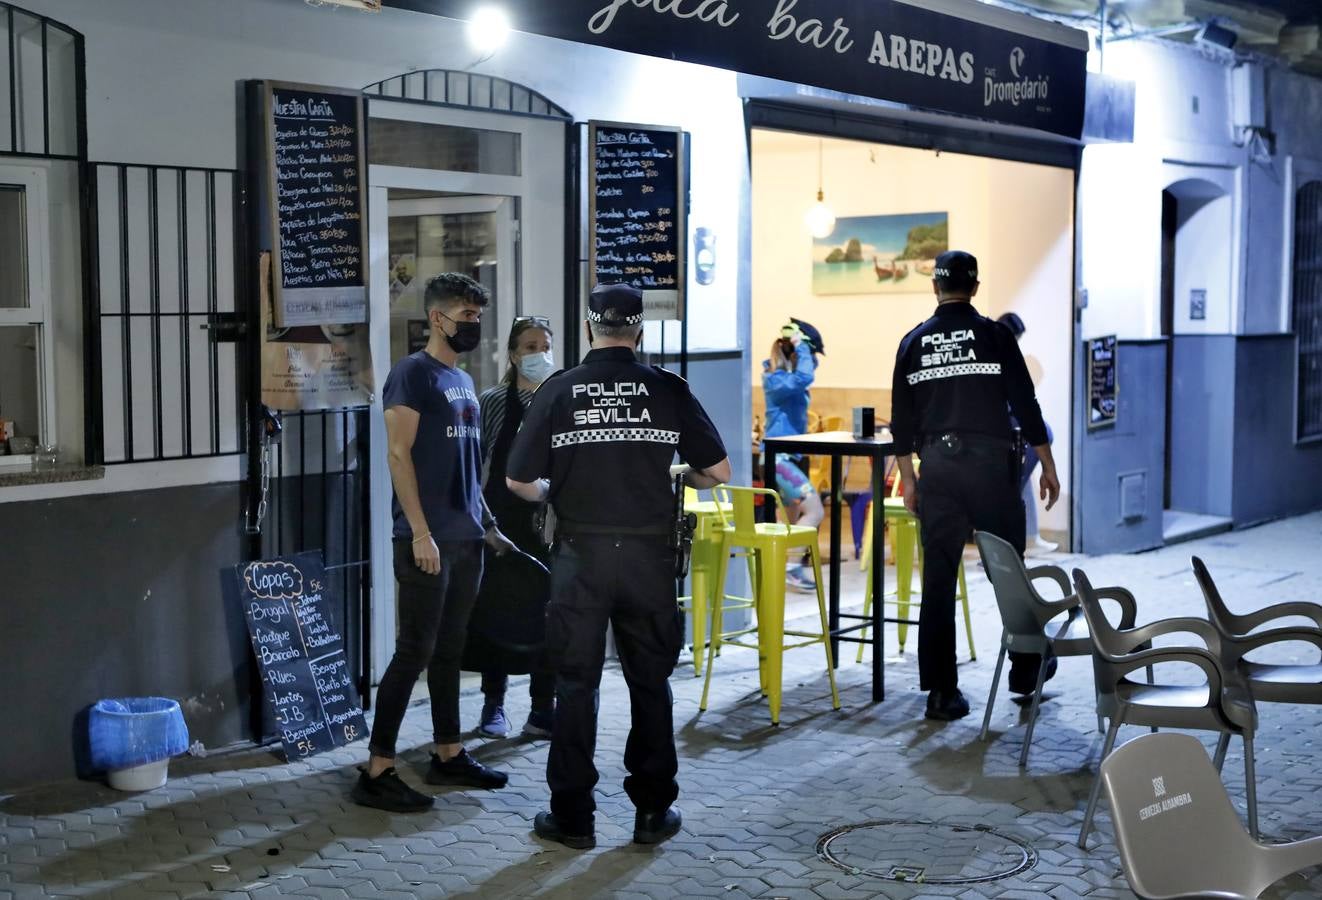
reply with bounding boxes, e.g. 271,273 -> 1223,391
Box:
1159,174 -> 1235,542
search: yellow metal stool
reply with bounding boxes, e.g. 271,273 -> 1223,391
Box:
699,486 -> 840,725
679,488 -> 755,676
855,495 -> 975,662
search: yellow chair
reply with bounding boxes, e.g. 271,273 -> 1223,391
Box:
699,485 -> 841,725
806,415 -> 846,493
855,475 -> 975,662
678,487 -> 755,676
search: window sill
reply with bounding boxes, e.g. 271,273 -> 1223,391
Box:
0,465 -> 106,488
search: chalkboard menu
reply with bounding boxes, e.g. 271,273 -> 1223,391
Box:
236,552 -> 367,760
1088,335 -> 1118,430
262,81 -> 368,327
588,121 -> 686,321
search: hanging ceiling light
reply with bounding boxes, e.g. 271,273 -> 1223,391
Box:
805,139 -> 836,239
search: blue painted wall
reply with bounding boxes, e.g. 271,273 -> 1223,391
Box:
1232,336 -> 1322,526
1077,340 -> 1167,555
1169,336 -> 1236,518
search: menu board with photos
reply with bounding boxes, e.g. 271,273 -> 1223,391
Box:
1088,335 -> 1118,430
236,552 -> 367,761
263,81 -> 368,327
588,121 -> 686,321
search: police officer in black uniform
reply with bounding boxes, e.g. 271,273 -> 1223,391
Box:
506,283 -> 731,850
890,251 -> 1061,721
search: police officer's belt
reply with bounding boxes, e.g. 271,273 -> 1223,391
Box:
921,432 -> 1014,459
558,521 -> 672,537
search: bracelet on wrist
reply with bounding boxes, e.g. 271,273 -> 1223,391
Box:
411,531 -> 432,545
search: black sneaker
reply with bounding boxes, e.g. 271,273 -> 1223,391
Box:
634,807 -> 683,845
1009,654 -> 1058,695
925,689 -> 971,721
533,811 -> 596,850
350,767 -> 434,813
522,708 -> 554,739
425,749 -> 509,788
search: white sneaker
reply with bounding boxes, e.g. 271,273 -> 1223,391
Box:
1025,536 -> 1058,557
786,566 -> 817,593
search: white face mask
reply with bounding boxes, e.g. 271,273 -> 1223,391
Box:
517,350 -> 555,384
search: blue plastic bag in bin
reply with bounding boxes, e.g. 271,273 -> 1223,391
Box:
89,698 -> 189,771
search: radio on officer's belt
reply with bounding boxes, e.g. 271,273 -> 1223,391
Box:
852,407 -> 876,439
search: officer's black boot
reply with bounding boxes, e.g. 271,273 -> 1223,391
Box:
533,811 -> 596,850
925,689 -> 971,721
634,807 -> 683,845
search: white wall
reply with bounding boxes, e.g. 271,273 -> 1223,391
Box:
750,130 -> 1075,532
1166,169 -> 1236,335
5,0 -> 750,503
1080,40 -> 1322,343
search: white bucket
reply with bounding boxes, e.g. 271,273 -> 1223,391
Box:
107,759 -> 169,792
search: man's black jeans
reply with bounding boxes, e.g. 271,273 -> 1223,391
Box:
369,539 -> 484,758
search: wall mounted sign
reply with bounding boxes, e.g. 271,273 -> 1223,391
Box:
260,81 -> 369,327
1189,288 -> 1207,321
236,552 -> 368,761
258,252 -> 374,411
386,0 -> 1088,138
588,121 -> 687,321
1088,335 -> 1118,431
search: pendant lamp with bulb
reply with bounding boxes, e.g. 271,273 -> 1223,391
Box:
805,139 -> 836,239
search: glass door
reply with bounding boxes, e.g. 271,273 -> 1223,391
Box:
385,195 -> 517,396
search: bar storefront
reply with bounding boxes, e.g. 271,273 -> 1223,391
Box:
0,0 -> 1090,787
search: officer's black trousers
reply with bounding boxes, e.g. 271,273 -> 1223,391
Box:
915,448 -> 1041,694
545,533 -> 683,831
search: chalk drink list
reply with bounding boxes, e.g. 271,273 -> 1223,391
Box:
237,553 -> 367,760
589,121 -> 686,320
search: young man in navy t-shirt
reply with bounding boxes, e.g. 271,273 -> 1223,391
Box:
352,272 -> 516,813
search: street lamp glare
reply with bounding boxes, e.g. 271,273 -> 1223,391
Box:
467,6 -> 511,54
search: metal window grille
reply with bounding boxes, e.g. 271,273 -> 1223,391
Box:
89,163 -> 245,463
1296,181 -> 1322,441
1,2 -> 81,160
364,68 -> 570,120
264,408 -> 372,703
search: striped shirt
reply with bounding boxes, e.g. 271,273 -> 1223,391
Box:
478,383 -> 535,463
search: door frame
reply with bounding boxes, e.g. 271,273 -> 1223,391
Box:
365,100 -> 568,682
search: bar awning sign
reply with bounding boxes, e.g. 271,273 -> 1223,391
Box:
385,0 -> 1089,138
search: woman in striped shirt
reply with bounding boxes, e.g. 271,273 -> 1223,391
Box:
475,316 -> 558,739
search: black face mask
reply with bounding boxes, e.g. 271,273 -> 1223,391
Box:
440,312 -> 481,353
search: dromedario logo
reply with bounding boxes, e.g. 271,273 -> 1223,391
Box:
985,44 -> 1049,108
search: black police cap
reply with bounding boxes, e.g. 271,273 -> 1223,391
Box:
588,283 -> 644,326
932,250 -> 979,289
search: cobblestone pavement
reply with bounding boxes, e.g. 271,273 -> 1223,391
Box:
4,513 -> 1322,899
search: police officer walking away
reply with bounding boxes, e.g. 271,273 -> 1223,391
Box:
506,283 -> 731,850
890,251 -> 1060,721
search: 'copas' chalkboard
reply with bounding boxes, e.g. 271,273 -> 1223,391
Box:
262,81 -> 368,327
1088,335 -> 1118,430
236,552 -> 367,760
588,121 -> 686,321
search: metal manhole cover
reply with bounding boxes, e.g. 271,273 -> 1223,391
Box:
815,820 -> 1037,885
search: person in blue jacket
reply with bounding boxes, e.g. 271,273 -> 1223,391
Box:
763,320 -> 818,439
762,319 -> 825,591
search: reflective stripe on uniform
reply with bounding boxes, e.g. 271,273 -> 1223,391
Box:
551,427 -> 681,449
906,362 -> 1003,385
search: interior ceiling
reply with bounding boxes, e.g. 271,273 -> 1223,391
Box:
986,0 -> 1322,75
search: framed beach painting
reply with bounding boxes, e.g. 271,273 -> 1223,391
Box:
812,212 -> 949,295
